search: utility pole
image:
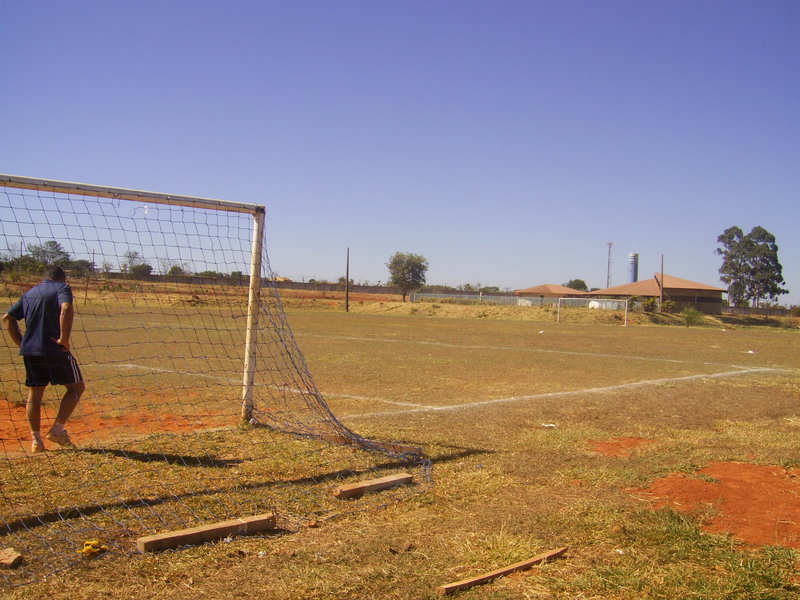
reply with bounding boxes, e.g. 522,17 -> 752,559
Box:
606,242 -> 613,288
345,247 -> 350,313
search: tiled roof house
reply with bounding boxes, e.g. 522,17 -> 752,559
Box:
514,284 -> 587,298
587,273 -> 724,313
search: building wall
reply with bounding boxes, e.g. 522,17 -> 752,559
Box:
663,289 -> 723,314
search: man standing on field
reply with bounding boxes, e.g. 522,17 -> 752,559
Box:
2,265 -> 85,453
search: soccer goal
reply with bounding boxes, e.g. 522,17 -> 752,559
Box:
0,174 -> 426,586
556,297 -> 629,325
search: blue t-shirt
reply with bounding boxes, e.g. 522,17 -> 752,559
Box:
7,279 -> 73,356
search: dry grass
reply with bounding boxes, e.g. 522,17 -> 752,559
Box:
4,292 -> 800,599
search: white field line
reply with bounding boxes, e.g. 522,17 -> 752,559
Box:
111,363 -> 433,409
298,333 -> 760,370
110,362 -> 786,419
342,367 -> 785,420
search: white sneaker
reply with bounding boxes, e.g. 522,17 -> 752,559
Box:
46,430 -> 75,448
31,439 -> 46,453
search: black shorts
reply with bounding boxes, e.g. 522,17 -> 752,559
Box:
23,353 -> 83,387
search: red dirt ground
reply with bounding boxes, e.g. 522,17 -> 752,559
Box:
635,461 -> 800,549
589,436 -> 654,457
1,400 -> 218,450
591,438 -> 800,548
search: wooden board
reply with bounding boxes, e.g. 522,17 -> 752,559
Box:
436,546 -> 568,595
0,547 -> 23,569
332,473 -> 414,499
136,512 -> 276,553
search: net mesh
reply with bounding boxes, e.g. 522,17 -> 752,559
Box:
0,178 -> 428,586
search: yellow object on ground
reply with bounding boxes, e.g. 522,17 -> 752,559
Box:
78,540 -> 108,558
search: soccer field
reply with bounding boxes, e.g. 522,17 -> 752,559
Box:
290,311 -> 796,414
3,306 -> 800,598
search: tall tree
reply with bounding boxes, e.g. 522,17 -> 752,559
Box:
27,240 -> 71,265
716,226 -> 749,306
387,252 -> 428,301
745,226 -> 788,305
716,226 -> 788,307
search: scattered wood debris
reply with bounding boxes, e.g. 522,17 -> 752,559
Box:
136,512 -> 276,552
332,472 -> 413,499
389,540 -> 415,554
436,545 -> 568,595
0,547 -> 23,569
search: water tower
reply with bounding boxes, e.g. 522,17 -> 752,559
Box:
628,253 -> 639,283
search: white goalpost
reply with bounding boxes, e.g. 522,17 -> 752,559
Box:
0,174 -> 426,587
556,297 -> 629,326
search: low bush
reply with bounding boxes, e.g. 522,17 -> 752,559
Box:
681,306 -> 705,326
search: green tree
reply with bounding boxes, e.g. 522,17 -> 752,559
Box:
129,263 -> 153,278
5,254 -> 42,275
387,252 -> 428,301
716,227 -> 749,306
563,278 -> 588,292
27,240 -> 71,265
716,226 -> 788,307
746,226 -> 788,306
68,259 -> 95,277
122,250 -> 153,279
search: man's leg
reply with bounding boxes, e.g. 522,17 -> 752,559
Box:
55,381 -> 84,425
47,381 -> 83,447
26,386 -> 46,452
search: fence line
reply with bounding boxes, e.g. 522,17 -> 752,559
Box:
721,306 -> 793,317
410,292 -> 552,306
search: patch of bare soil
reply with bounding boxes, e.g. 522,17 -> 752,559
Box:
635,461 -> 800,548
1,400 -> 219,453
589,436 -> 654,457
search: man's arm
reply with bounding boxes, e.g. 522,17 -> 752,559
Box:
54,302 -> 74,352
2,312 -> 22,348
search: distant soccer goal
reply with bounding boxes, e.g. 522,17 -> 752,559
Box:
556,297 -> 629,325
0,174 -> 427,587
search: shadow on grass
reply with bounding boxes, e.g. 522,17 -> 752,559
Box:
0,442 -> 492,537
79,447 -> 245,467
716,314 -> 787,327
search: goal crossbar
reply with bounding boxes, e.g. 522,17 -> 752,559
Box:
0,173 -> 263,216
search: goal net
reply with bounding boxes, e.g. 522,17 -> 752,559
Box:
556,297 -> 629,325
0,175 -> 427,586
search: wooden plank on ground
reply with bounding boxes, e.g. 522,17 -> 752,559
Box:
0,547 -> 23,569
436,546 -> 569,595
136,512 -> 276,553
332,472 -> 414,499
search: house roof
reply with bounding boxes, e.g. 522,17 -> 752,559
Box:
588,273 -> 724,298
514,284 -> 587,297
655,273 -> 725,292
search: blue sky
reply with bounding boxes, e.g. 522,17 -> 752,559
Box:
2,1 -> 798,305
